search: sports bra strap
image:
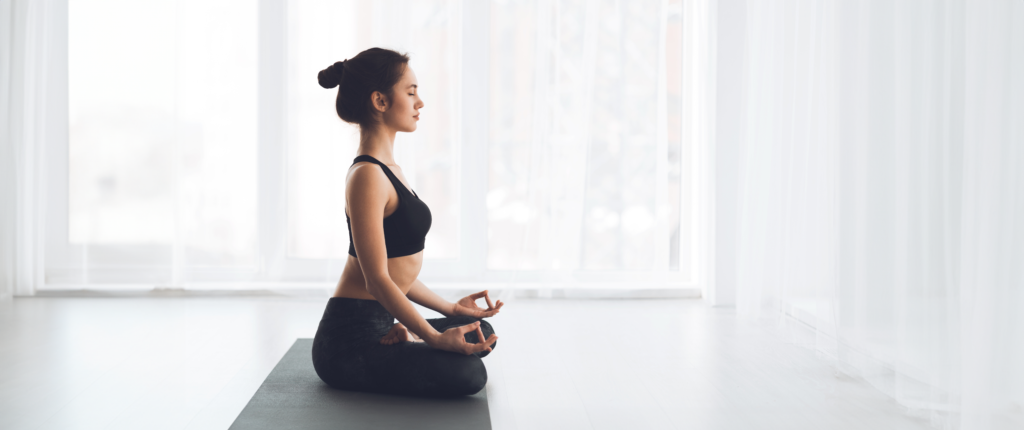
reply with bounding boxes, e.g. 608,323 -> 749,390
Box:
352,155 -> 417,197
353,154 -> 381,165
345,154 -> 432,259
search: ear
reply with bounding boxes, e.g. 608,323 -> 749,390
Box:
371,90 -> 389,112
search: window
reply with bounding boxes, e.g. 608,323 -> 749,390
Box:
48,0 -> 699,289
486,0 -> 691,279
56,0 -> 258,285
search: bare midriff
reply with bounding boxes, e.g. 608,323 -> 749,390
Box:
332,251 -> 422,300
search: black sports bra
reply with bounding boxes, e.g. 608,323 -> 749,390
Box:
346,155 -> 432,258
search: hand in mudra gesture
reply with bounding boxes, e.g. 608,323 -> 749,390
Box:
451,290 -> 504,318
384,319 -> 498,355
379,322 -> 422,345
429,321 -> 497,356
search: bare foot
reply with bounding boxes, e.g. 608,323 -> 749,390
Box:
380,322 -> 424,345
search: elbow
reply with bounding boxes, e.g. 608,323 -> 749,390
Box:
363,276 -> 392,297
363,281 -> 382,297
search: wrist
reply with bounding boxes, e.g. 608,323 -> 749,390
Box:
422,331 -> 442,345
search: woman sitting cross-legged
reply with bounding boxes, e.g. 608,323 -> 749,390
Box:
311,47 -> 503,398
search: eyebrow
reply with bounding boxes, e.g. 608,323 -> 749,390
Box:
408,84 -> 418,89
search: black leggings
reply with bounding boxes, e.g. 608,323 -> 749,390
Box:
311,297 -> 497,398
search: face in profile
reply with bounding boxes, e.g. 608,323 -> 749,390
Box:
381,66 -> 424,133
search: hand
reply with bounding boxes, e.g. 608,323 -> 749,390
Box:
451,290 -> 504,318
425,321 -> 497,356
380,322 -> 423,345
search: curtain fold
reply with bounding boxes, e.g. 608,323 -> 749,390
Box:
725,0 -> 1023,428
0,0 -> 51,298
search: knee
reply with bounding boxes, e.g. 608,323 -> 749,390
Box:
454,357 -> 488,396
478,319 -> 495,338
447,315 -> 479,327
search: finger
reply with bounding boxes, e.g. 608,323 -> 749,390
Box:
455,321 -> 480,335
470,290 -> 488,299
483,291 -> 495,310
476,327 -> 498,349
475,326 -> 486,344
467,338 -> 490,354
470,334 -> 498,354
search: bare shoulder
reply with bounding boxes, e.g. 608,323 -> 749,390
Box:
347,163 -> 393,219
346,163 -> 389,194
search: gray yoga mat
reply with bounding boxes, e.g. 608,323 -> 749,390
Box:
229,338 -> 491,430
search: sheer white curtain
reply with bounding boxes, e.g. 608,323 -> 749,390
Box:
486,0 -> 699,291
0,0 -> 55,298
721,0 -> 1024,427
51,0 -> 259,286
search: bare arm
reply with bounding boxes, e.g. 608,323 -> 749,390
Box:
346,165 -> 442,344
406,278 -> 455,318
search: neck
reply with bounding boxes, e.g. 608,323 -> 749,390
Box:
357,123 -> 398,165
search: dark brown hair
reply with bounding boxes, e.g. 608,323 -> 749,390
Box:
318,47 -> 410,128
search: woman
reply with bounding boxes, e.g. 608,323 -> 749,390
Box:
311,47 -> 503,398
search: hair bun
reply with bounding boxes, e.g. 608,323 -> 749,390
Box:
318,60 -> 346,89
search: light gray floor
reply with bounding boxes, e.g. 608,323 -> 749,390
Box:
0,294 -> 934,430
